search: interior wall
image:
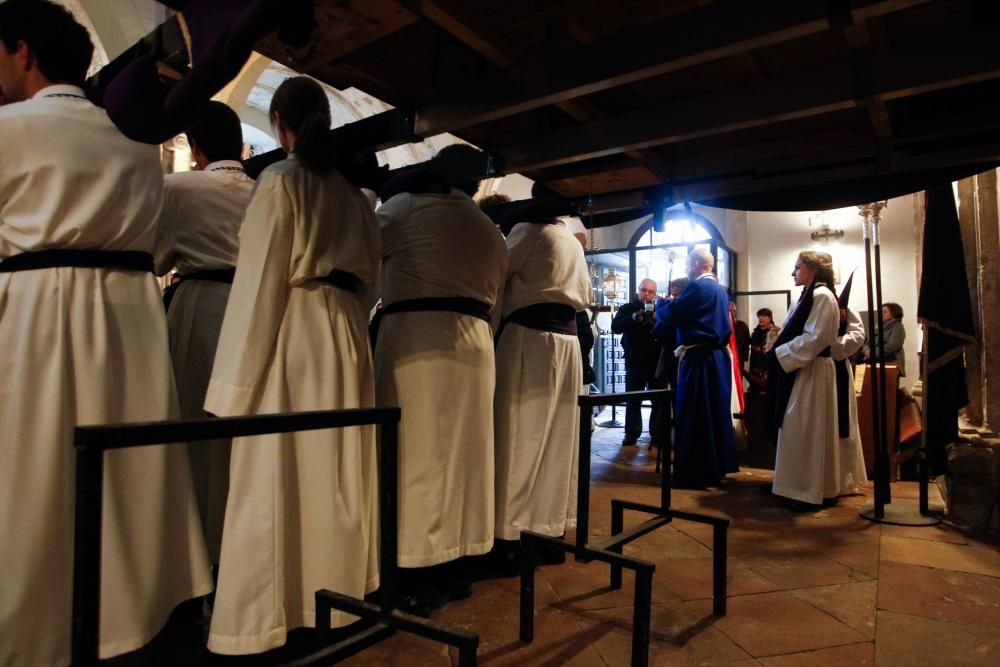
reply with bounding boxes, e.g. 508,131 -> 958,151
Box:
746,195 -> 920,389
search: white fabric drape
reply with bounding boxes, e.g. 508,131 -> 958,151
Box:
374,190 -> 507,567
829,307 -> 869,495
494,223 -> 590,540
157,161 -> 253,561
772,285 -> 841,504
204,159 -> 380,654
0,86 -> 212,666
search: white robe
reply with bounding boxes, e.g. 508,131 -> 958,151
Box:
0,85 -> 212,666
156,161 -> 252,561
829,308 -> 869,495
772,285 -> 840,504
494,223 -> 590,540
204,158 -> 381,654
374,190 -> 507,567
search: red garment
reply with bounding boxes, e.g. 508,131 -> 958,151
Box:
728,320 -> 745,413
729,317 -> 747,435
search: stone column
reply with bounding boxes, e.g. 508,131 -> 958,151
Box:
957,178 -> 983,424
977,169 -> 1000,430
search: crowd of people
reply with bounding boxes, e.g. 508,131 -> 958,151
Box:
612,250 -> 873,509
0,2 -> 898,664
0,2 -> 592,661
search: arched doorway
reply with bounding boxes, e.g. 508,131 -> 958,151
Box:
585,207 -> 737,398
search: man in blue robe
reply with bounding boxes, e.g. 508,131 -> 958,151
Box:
653,248 -> 738,487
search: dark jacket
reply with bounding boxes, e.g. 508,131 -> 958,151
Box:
870,318 -> 906,376
611,299 -> 661,368
749,324 -> 771,374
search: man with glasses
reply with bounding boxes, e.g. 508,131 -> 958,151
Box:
612,278 -> 664,446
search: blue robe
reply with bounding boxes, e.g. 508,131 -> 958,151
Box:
653,275 -> 738,486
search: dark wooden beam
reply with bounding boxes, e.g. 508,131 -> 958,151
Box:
498,31 -> 1000,173
410,0 -> 932,137
404,0 -> 674,184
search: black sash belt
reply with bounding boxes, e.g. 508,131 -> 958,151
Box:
502,303 -> 577,336
162,267 -> 235,310
835,359 -> 851,437
313,269 -> 363,295
818,346 -> 832,358
0,249 -> 154,273
381,296 -> 492,323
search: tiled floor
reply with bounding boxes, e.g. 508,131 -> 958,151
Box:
334,424 -> 1000,666
120,421 -> 1000,666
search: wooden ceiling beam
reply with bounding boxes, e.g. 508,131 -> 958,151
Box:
410,0 -> 932,137
405,0 -> 673,183
498,32 -> 1000,173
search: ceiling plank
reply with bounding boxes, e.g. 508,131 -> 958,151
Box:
410,0 -> 932,137
498,31 -> 1000,173
406,0 -> 673,183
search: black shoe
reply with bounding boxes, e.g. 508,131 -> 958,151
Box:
485,539 -> 521,579
788,500 -> 822,513
622,439 -> 638,446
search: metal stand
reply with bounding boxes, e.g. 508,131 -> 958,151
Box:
518,389 -> 729,667
71,407 -> 478,666
856,202 -> 940,526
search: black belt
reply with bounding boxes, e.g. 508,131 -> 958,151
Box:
0,249 -> 154,273
381,296 -> 492,323
162,267 -> 235,310
313,269 -> 363,295
500,302 -> 577,337
818,347 -> 832,358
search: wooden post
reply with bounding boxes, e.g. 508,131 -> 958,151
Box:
957,177 -> 983,425
976,170 -> 1000,430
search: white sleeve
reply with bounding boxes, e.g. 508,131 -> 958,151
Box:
152,176 -> 184,275
775,289 -> 839,373
204,172 -> 293,416
831,308 -> 866,360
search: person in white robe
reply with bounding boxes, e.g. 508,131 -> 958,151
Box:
494,221 -> 590,550
830,306 -> 869,496
204,76 -> 380,654
155,101 -> 253,562
374,144 -> 507,607
771,251 -> 841,507
0,3 -> 213,664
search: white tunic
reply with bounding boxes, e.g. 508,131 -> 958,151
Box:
374,190 -> 507,567
155,161 -> 253,561
0,85 -> 212,666
204,158 -> 381,653
829,308 -> 869,495
494,223 -> 590,540
772,285 -> 840,504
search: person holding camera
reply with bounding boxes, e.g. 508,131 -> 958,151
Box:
612,278 -> 665,446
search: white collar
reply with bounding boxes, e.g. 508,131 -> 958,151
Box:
204,160 -> 246,174
695,271 -> 717,282
34,84 -> 87,100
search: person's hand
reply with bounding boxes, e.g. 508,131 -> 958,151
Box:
632,310 -> 644,322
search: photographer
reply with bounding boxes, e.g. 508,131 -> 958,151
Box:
611,278 -> 664,445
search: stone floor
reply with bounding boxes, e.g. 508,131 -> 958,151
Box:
118,417 -> 1000,666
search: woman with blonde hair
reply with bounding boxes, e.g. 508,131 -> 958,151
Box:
766,251 -> 843,510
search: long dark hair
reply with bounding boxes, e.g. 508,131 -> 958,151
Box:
269,76 -> 336,173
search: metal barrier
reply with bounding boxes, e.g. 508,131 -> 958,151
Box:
70,406 -> 478,666
518,389 -> 730,667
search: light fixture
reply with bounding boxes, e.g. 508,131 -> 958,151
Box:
602,268 -> 624,302
810,227 -> 845,242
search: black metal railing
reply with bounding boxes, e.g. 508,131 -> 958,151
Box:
71,406 -> 478,666
518,389 -> 730,667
